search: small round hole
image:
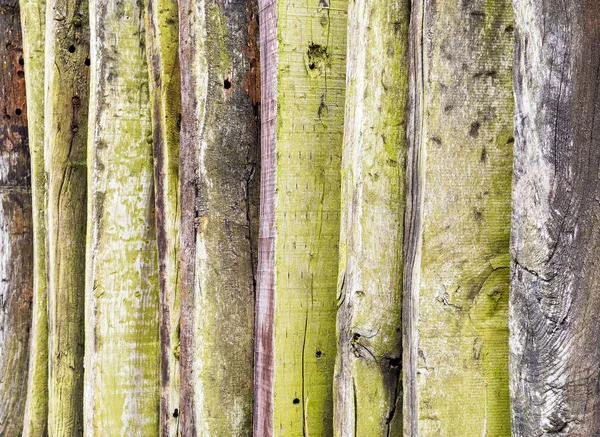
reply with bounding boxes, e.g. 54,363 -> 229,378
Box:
17,71 -> 24,79
173,408 -> 179,418
293,398 -> 300,405
68,45 -> 76,53
84,58 -> 91,66
309,63 -> 315,70
18,57 -> 24,66
15,108 -> 22,116
315,350 -> 322,358
224,78 -> 231,89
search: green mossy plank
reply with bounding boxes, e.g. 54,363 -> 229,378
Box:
144,0 -> 181,433
271,0 -> 348,434
403,0 -> 514,435
334,0 -> 410,435
19,0 -> 49,432
84,0 -> 160,432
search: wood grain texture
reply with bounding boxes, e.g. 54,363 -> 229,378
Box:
0,2 -> 34,434
403,0 -> 514,435
145,0 -> 181,433
253,0 -> 347,434
510,1 -> 600,435
84,0 -> 160,432
333,0 -> 409,435
19,0 -> 49,432
43,0 -> 90,431
177,0 -> 260,433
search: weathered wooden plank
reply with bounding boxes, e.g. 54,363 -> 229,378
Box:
510,1 -> 600,435
403,0 -> 514,435
19,0 -> 48,433
43,0 -> 90,431
144,0 -> 181,433
333,0 -> 409,435
0,2 -> 33,434
177,0 -> 260,433
84,0 -> 160,432
253,0 -> 347,434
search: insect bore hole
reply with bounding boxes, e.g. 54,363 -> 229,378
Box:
293,398 -> 300,405
15,108 -> 22,116
68,45 -> 76,53
224,78 -> 231,89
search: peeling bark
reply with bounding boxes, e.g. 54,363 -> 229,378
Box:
43,0 -> 90,430
510,1 -> 600,435
403,0 -> 514,435
19,0 -> 49,432
145,0 -> 181,434
84,0 -> 159,432
177,0 -> 260,433
0,2 -> 34,434
333,0 -> 409,435
253,0 -> 347,433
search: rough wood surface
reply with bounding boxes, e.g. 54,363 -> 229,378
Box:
510,1 -> 600,435
177,0 -> 260,433
145,0 -> 181,434
43,0 -> 90,431
0,1 -> 34,434
403,0 -> 514,435
333,0 -> 409,435
84,0 -> 160,432
253,0 -> 347,433
19,0 -> 49,432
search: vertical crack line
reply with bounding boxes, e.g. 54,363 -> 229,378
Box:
301,307 -> 309,437
403,0 -> 426,435
244,160 -> 257,293
353,377 -> 358,437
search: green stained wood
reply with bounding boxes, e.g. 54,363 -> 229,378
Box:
334,0 -> 409,435
43,0 -> 90,431
144,0 -> 181,433
253,0 -> 348,434
403,0 -> 513,436
19,0 -> 49,432
84,0 -> 159,432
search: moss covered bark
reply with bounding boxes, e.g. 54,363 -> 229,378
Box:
19,0 -> 48,432
43,0 -> 89,431
403,0 -> 513,435
145,0 -> 181,434
254,0 -> 347,434
178,0 -> 260,433
0,3 -> 34,434
333,0 -> 409,435
84,0 -> 159,432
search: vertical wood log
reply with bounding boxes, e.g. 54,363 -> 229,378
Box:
19,0 -> 48,432
403,0 -> 514,435
178,0 -> 260,432
0,2 -> 33,435
253,0 -> 347,433
84,0 -> 160,432
510,1 -> 600,435
145,0 -> 181,434
43,0 -> 90,431
333,0 -> 409,435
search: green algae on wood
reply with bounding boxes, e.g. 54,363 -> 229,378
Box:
84,0 -> 160,432
333,0 -> 410,435
19,0 -> 48,432
43,0 -> 90,431
144,0 -> 181,433
402,0 -> 513,435
178,0 -> 260,433
0,3 -> 34,434
253,0 -> 347,434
